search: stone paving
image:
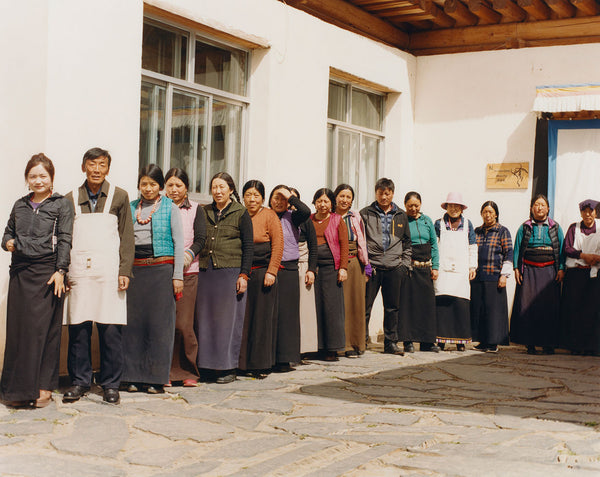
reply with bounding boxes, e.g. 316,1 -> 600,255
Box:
1,345 -> 599,476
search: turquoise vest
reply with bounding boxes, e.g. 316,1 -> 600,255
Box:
130,196 -> 174,257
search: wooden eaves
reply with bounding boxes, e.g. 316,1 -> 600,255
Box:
282,0 -> 600,55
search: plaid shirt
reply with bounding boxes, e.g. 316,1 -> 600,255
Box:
475,223 -> 513,281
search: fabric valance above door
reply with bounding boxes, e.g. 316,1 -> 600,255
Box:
533,84 -> 600,113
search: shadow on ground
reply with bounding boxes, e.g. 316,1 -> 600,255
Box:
296,347 -> 600,427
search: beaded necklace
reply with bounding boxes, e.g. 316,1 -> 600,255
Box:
136,196 -> 160,225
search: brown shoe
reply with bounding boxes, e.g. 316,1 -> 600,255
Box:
35,390 -> 52,408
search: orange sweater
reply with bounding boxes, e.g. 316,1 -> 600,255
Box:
312,215 -> 349,270
251,207 -> 284,276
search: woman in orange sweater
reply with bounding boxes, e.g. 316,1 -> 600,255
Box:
239,180 -> 284,377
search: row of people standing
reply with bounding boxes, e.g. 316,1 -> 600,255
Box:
2,151 -> 599,407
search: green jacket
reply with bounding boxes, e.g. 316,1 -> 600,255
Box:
198,201 -> 253,274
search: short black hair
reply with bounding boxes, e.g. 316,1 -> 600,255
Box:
138,164 -> 165,189
375,177 -> 394,193
82,147 -> 112,167
243,179 -> 265,200
268,184 -> 291,208
404,191 -> 421,204
165,167 -> 190,190
312,187 -> 336,213
480,200 -> 499,220
211,171 -> 240,202
333,183 -> 355,201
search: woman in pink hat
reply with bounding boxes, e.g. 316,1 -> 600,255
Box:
433,192 -> 477,351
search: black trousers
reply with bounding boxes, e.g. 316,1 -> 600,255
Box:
365,266 -> 404,345
68,322 -> 123,389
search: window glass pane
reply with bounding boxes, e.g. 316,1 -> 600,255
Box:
358,136 -> 379,208
195,41 -> 247,95
142,22 -> 187,79
337,130 -> 359,189
327,125 -> 335,186
328,82 -> 347,121
139,82 -> 166,169
351,89 -> 383,131
210,100 -> 242,186
171,90 -> 208,194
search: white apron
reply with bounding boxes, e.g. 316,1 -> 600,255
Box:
435,223 -> 470,300
565,219 -> 600,278
63,184 -> 127,325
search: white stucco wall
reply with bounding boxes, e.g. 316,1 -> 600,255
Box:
0,0 -> 49,364
414,43 -> 600,307
5,1 -> 599,358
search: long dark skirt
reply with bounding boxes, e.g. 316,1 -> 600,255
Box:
470,280 -> 509,346
343,242 -> 366,353
0,259 -> 63,401
435,295 -> 471,344
315,264 -> 346,352
123,263 -> 176,384
196,264 -> 247,370
239,267 -> 278,370
170,273 -> 200,381
398,267 -> 437,343
510,264 -> 560,347
559,268 -> 600,352
275,264 -> 301,363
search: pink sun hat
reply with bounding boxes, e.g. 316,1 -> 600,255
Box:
441,192 -> 468,210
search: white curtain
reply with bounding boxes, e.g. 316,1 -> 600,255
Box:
554,128 -> 600,228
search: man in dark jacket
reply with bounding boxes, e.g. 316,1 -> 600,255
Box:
360,178 -> 412,355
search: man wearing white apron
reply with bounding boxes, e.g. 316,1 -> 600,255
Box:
63,148 -> 134,404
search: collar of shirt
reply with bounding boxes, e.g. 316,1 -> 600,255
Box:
374,202 -> 398,215
85,183 -> 105,212
179,197 -> 192,209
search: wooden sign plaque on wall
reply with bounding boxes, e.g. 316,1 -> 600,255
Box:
486,162 -> 529,189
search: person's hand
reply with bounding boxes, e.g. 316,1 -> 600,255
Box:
497,275 -> 507,288
5,239 -> 15,252
173,279 -> 184,295
236,276 -> 248,294
118,276 -> 130,291
514,269 -> 522,285
468,268 -> 476,281
48,272 -> 65,297
337,268 -> 348,283
264,272 -> 276,287
431,269 -> 439,280
555,269 -> 565,283
305,270 -> 315,286
275,187 -> 292,201
580,253 -> 600,266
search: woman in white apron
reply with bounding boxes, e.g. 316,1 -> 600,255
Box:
434,192 -> 477,351
560,199 -> 600,355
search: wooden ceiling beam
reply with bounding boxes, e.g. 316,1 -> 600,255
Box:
444,0 -> 479,26
468,0 -> 503,24
421,0 -> 457,26
492,0 -> 528,22
409,15 -> 600,54
516,0 -> 551,20
545,0 -> 576,17
570,0 -> 599,15
285,0 -> 410,48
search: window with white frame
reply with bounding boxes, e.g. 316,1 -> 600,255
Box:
327,80 -> 384,208
139,18 -> 249,197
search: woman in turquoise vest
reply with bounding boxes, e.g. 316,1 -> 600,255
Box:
122,164 -> 184,394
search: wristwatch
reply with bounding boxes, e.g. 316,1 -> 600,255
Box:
57,269 -> 66,275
